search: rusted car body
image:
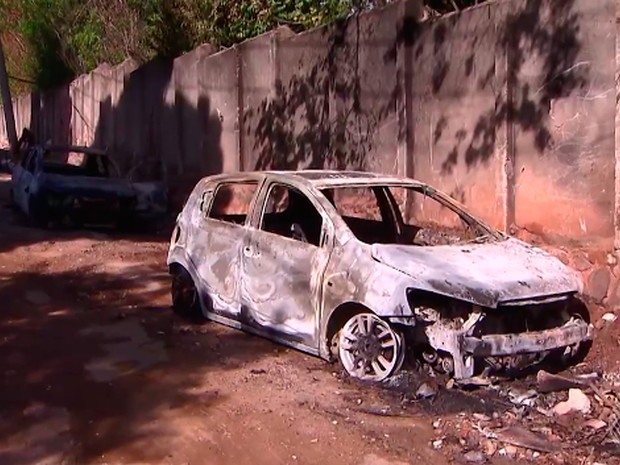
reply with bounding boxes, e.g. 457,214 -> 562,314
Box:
10,144 -> 167,228
167,171 -> 593,381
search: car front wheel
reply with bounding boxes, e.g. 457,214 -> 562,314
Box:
337,313 -> 405,382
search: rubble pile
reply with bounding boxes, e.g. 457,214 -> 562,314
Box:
428,369 -> 620,464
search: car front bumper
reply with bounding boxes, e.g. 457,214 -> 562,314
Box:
461,319 -> 593,357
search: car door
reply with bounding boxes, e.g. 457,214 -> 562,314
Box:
240,181 -> 332,349
192,179 -> 261,318
12,148 -> 38,214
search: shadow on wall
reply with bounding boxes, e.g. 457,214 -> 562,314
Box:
22,82 -> 72,153
91,57 -> 224,210
247,9 -> 420,172
435,0 -> 588,177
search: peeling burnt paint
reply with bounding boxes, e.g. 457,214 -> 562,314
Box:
371,238 -> 583,308
167,170 -> 593,381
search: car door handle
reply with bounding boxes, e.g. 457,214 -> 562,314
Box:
243,246 -> 259,258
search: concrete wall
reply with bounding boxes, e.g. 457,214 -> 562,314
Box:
0,0 -> 618,253
510,0 -> 616,244
408,3 -> 505,228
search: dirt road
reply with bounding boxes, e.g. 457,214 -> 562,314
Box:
0,173 -> 616,465
0,174 -> 450,465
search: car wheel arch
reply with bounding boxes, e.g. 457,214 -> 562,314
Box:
169,261 -> 209,318
323,301 -> 376,359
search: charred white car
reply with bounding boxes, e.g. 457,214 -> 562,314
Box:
167,171 -> 593,381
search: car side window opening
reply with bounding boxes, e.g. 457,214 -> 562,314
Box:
260,184 -> 323,247
322,185 -> 489,247
207,181 -> 259,225
322,186 -> 397,245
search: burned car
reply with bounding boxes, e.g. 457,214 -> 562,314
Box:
167,171 -> 593,381
10,144 -> 167,228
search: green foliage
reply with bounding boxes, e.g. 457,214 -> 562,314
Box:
16,0 -> 75,89
142,0 -> 363,56
1,0 -> 484,92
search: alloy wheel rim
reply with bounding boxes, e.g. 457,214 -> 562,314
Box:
338,313 -> 402,381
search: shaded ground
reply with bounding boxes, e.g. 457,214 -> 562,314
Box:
0,173 -> 617,465
0,174 -> 445,465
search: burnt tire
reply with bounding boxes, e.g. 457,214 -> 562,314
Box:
27,196 -> 50,229
171,267 -> 202,320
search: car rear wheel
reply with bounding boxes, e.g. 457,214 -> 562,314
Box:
171,267 -> 202,319
337,313 -> 405,382
28,196 -> 50,229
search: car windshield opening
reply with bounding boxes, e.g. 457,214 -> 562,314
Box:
321,185 -> 497,246
41,150 -> 112,178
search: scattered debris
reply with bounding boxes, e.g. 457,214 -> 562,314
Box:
416,383 -> 437,399
456,376 -> 492,389
481,439 -> 497,456
250,368 -> 267,375
602,312 -> 617,323
354,405 -> 416,418
425,369 -> 620,463
462,450 -> 485,463
495,426 -> 560,453
552,388 -> 591,415
499,445 -> 517,457
432,439 -> 443,449
508,388 -> 537,407
537,370 -> 587,393
584,418 -> 606,430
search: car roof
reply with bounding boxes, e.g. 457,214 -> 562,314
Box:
204,170 -> 426,189
44,145 -> 108,156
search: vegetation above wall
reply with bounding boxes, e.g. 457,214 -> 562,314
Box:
0,0 -> 485,94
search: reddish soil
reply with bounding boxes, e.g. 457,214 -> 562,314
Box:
0,173 -> 617,465
0,174 -> 445,465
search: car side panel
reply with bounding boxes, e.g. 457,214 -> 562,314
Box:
240,229 -> 329,347
318,241 -> 415,358
11,151 -> 35,214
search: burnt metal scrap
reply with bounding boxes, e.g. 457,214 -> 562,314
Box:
167,170 -> 593,382
9,143 -> 168,228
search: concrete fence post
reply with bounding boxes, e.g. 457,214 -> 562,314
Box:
0,38 -> 17,153
615,1 -> 620,251
493,2 -> 515,233
235,45 -> 244,172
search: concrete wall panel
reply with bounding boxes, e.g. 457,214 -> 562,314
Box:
354,2 -> 402,174
198,47 -> 239,174
408,4 -> 504,227
272,26 -> 331,170
511,0 -> 615,244
240,28 -> 295,171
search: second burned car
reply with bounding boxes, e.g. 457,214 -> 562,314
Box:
167,171 -> 593,381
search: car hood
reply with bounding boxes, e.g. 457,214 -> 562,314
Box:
42,173 -> 136,198
370,238 -> 582,308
